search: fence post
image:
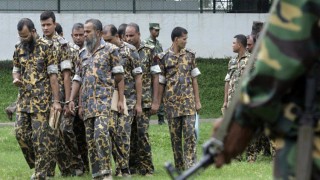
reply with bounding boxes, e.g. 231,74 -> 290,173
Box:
200,0 -> 203,13
133,0 -> 136,13
213,0 -> 216,13
57,0 -> 61,13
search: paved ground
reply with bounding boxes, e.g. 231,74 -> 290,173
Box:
0,119 -> 216,127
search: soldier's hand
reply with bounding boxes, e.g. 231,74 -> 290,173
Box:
117,100 -> 124,114
69,101 -> 76,115
64,104 -> 71,117
214,122 -> 253,168
150,102 -> 159,115
78,106 -> 84,120
53,101 -> 62,112
13,78 -> 23,87
196,101 -> 202,112
135,104 -> 142,117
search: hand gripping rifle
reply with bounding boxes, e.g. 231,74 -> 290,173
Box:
165,1 -> 280,179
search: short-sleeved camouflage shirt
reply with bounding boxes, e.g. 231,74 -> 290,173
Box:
158,47 -> 200,118
49,35 -> 79,102
227,52 -> 251,107
143,37 -> 163,54
73,40 -> 124,120
119,41 -> 142,110
138,41 -> 161,108
12,36 -> 59,113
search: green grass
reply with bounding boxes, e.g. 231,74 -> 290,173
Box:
0,122 -> 272,179
0,59 -> 228,122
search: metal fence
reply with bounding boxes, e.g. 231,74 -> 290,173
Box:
0,0 -> 272,13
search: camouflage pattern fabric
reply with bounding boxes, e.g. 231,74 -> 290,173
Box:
231,0 -> 320,178
157,47 -> 199,119
110,41 -> 141,175
138,41 -> 157,109
167,115 -> 197,171
144,36 -> 163,54
85,116 -> 112,178
46,35 -> 84,175
110,110 -> 134,174
129,108 -> 154,175
13,36 -> 59,179
226,52 -> 250,108
157,47 -> 199,170
73,40 -> 123,178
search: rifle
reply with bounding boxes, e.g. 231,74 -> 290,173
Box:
165,0 -> 280,179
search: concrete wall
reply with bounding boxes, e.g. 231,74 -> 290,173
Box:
0,12 -> 269,60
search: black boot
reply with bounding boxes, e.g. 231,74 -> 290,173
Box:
158,115 -> 165,125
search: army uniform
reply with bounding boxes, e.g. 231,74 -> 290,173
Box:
228,0 -> 320,178
158,47 -> 200,171
144,31 -> 165,124
46,35 -> 84,176
13,35 -> 59,179
109,41 -> 142,175
129,41 -> 160,175
73,39 -> 124,179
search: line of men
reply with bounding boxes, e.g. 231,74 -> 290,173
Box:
220,22 -> 275,163
13,10 -> 201,180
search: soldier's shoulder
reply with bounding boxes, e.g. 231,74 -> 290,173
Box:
38,37 -> 53,46
124,42 -> 137,51
157,49 -> 170,60
68,42 -> 80,51
142,42 -> 155,50
56,35 -> 68,45
185,48 -> 196,55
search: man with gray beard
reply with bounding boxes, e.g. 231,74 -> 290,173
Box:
69,19 -> 124,180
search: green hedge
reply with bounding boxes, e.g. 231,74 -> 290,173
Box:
0,58 -> 228,122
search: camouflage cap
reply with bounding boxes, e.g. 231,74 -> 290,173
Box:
149,23 -> 160,30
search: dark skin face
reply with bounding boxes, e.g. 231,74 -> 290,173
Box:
71,28 -> 85,48
150,28 -> 159,39
246,36 -> 255,53
125,26 -> 140,48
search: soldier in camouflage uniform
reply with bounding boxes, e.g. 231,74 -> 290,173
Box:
126,22 -> 161,175
13,18 -> 61,180
214,0 -> 320,179
157,27 -> 201,171
102,24 -> 143,177
144,23 -> 166,125
70,22 -> 90,173
69,19 -> 125,180
40,11 -> 84,176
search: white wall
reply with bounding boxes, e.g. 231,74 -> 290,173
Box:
0,12 -> 269,60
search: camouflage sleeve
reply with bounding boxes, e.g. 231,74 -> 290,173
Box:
157,53 -> 166,85
150,49 -> 161,74
234,0 -> 320,127
47,42 -> 59,75
72,54 -> 82,83
189,50 -> 200,77
111,47 -> 124,74
60,45 -> 73,72
130,48 -> 142,76
12,47 -> 20,73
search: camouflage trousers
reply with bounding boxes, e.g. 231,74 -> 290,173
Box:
73,114 -> 89,173
129,108 -> 154,175
47,114 -> 84,176
109,110 -> 134,174
85,116 -> 112,178
15,112 -> 55,180
273,137 -> 320,179
157,103 -> 165,116
246,133 -> 275,162
168,115 -> 197,171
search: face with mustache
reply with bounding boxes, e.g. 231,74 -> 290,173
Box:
84,22 -> 100,53
19,25 -> 36,52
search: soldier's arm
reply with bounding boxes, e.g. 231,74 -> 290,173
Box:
131,49 -> 143,116
150,50 -> 161,114
12,49 -> 22,86
190,56 -> 201,111
111,48 -> 125,113
158,54 -> 166,107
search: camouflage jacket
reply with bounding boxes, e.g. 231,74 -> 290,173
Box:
73,39 -> 124,120
158,47 -> 200,118
12,35 -> 59,113
119,41 -> 142,110
227,52 -> 250,107
138,41 -> 161,108
143,36 -> 163,54
232,0 -> 320,178
48,35 -> 79,102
